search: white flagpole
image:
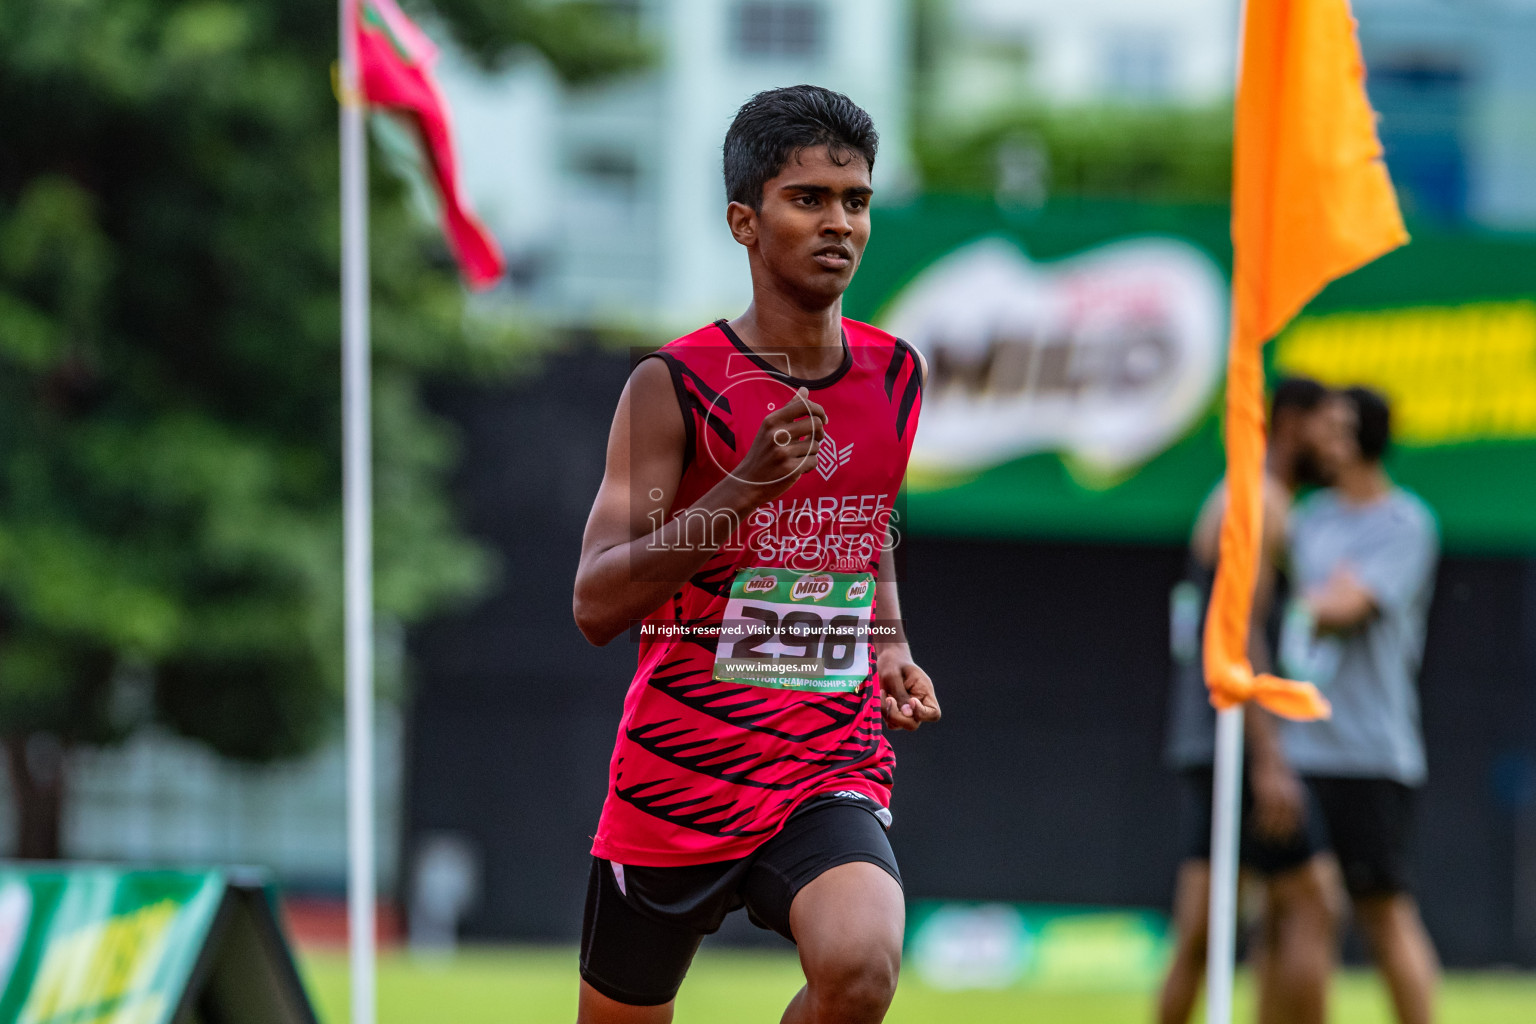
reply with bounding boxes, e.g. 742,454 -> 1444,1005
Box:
1206,705 -> 1245,1024
339,2 -> 377,1023
1205,4 -> 1254,1019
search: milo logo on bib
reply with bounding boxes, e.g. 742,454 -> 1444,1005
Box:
791,574 -> 835,602
743,573 -> 778,595
846,580 -> 870,602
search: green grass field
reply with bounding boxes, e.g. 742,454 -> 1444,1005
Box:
301,946 -> 1536,1023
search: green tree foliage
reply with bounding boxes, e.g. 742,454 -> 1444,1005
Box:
916,105 -> 1235,205
429,0 -> 653,83
0,0 -> 643,856
906,0 -> 1231,204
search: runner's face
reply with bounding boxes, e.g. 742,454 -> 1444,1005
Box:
743,145 -> 872,307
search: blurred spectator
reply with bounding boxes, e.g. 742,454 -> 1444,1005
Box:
1281,386 -> 1442,1024
409,833 -> 482,955
1159,377 -> 1335,1024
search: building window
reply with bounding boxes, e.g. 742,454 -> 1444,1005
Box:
1102,33 -> 1172,102
1367,53 -> 1468,223
734,1 -> 823,60
571,148 -> 641,201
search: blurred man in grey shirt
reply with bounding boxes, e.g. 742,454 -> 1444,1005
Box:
1281,386 -> 1440,1024
1159,378 -> 1336,1024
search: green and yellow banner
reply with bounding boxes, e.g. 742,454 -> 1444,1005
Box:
0,866 -> 315,1024
845,199 -> 1536,552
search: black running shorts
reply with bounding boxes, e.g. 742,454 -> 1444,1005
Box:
579,794 -> 901,1007
1177,765 -> 1329,876
1306,776 -> 1417,898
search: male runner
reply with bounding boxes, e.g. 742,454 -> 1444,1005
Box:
1159,377 -> 1338,1024
572,85 -> 939,1024
1280,387 -> 1440,1024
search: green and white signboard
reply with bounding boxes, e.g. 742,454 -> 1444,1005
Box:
906,900 -> 1169,991
845,199 -> 1536,552
0,866 -> 316,1024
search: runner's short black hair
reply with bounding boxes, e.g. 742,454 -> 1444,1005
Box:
1344,385 -> 1392,462
1269,375 -> 1328,422
724,85 -> 878,210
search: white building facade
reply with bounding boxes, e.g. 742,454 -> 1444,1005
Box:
931,0 -> 1536,231
0,716 -> 403,891
440,0 -> 912,334
1353,0 -> 1536,230
439,0 -> 1536,319
932,0 -> 1240,121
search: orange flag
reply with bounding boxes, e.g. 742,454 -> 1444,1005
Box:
1204,0 -> 1408,718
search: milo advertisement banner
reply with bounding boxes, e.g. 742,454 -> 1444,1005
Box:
0,866 -> 316,1024
844,199 -> 1536,552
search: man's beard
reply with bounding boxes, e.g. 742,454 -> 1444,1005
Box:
1293,448 -> 1332,488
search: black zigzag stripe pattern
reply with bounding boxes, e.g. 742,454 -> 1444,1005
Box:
614,726 -> 892,838
883,342 -> 906,399
674,358 -> 736,451
855,761 -> 896,786
626,718 -> 882,790
646,659 -> 869,742
668,617 -> 722,656
883,340 -> 923,442
613,775 -> 777,838
641,352 -> 738,473
687,555 -> 738,600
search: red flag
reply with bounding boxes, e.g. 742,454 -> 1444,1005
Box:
349,0 -> 506,290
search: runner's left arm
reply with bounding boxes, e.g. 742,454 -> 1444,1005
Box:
874,528 -> 940,732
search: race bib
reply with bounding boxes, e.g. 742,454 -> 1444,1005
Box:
713,567 -> 877,692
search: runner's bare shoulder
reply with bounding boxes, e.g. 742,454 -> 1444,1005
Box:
596,355 -> 688,491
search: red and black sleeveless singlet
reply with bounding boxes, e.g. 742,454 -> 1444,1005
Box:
591,317 -> 924,867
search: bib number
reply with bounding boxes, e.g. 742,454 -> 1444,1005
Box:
713,568 -> 876,692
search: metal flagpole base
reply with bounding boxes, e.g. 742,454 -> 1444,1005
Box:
1206,705 -> 1245,1024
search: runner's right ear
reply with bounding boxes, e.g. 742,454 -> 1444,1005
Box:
727,201 -> 758,247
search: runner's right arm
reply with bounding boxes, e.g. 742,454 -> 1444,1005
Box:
573,360 -> 826,646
